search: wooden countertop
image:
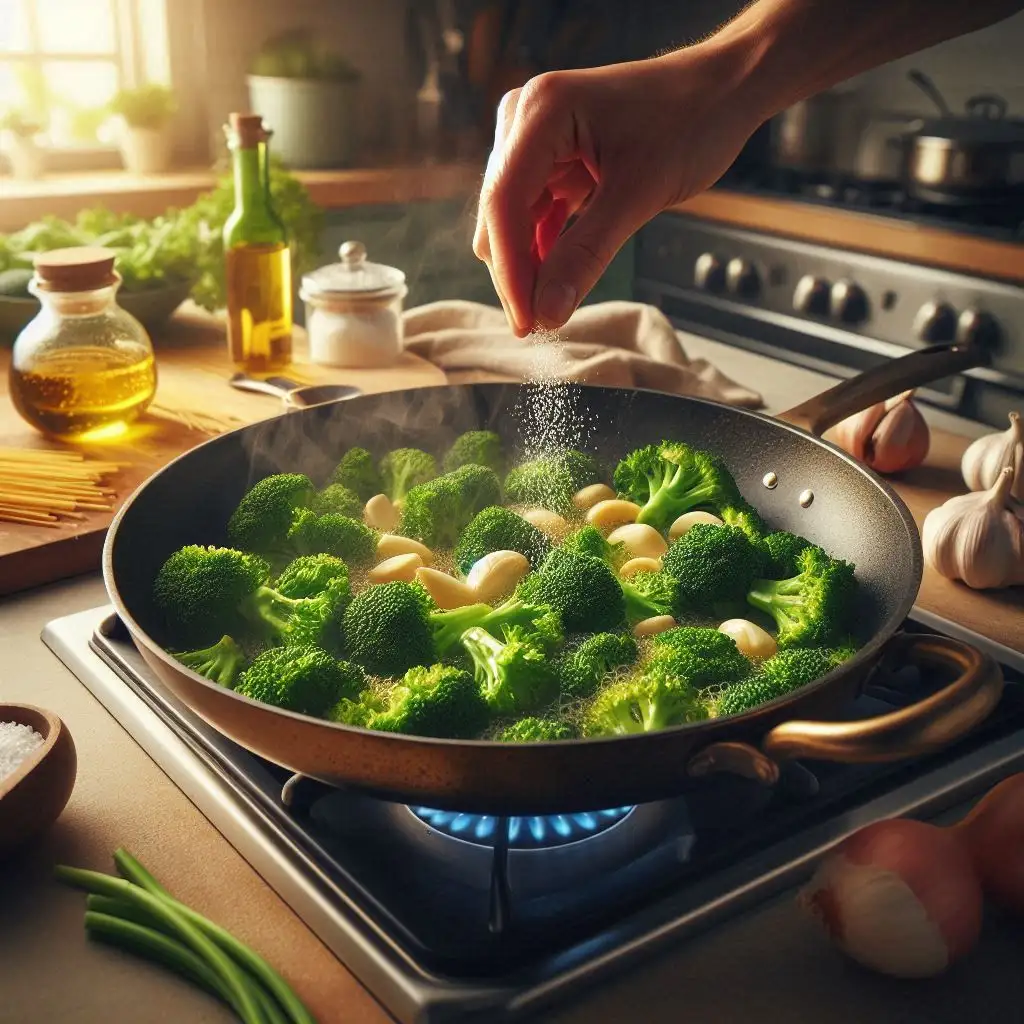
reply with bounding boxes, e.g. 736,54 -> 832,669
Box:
0,162 -> 484,231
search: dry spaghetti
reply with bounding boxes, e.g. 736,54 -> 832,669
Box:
0,447 -> 124,528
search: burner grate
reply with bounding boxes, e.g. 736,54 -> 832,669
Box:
410,805 -> 635,849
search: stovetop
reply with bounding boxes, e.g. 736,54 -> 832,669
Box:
42,607 -> 1024,1024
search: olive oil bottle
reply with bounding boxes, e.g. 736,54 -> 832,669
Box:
223,113 -> 293,372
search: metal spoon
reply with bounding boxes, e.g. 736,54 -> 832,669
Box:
229,373 -> 362,410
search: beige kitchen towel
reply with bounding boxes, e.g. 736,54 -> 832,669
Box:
401,300 -> 764,408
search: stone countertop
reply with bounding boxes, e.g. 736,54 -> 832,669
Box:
0,336 -> 1018,1024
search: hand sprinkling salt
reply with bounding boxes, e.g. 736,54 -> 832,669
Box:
0,721 -> 45,782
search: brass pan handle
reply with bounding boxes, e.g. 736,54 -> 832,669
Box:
761,633 -> 1004,764
778,343 -> 989,437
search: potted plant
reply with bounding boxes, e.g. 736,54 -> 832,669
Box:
247,30 -> 360,169
0,110 -> 46,181
109,84 -> 178,174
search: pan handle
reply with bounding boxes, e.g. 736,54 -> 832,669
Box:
777,343 -> 989,437
760,633 -> 1004,764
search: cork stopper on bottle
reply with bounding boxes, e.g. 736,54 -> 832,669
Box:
228,112 -> 270,146
33,246 -> 118,292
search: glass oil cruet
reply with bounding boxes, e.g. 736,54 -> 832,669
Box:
9,246 -> 158,441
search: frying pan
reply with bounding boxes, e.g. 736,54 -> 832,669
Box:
104,342 -> 1004,815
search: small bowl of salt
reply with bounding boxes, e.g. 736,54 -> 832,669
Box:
0,705 -> 76,858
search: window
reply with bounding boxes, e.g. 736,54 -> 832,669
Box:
0,0 -> 169,151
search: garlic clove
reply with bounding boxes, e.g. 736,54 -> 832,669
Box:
586,499 -> 641,529
619,556 -> 663,578
632,615 -> 677,638
718,618 -> 778,660
830,391 -> 930,475
573,483 -> 617,511
669,510 -> 724,539
364,493 -> 398,532
607,523 -> 668,559
367,552 -> 423,584
521,507 -> 571,540
922,467 -> 1024,589
376,533 -> 433,565
465,550 -> 531,603
415,567 -> 478,609
961,411 -> 1024,502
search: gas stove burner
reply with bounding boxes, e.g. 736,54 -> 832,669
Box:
410,805 -> 635,849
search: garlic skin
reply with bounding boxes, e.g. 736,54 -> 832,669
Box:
830,390 -> 930,475
961,412 -> 1023,502
922,467 -> 1024,589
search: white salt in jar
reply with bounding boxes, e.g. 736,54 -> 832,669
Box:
300,240 -> 408,368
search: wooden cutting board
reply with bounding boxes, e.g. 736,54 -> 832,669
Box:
0,306 -> 447,595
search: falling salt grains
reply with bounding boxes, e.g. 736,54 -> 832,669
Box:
0,721 -> 45,782
514,327 -> 598,460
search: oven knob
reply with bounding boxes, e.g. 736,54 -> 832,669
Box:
725,257 -> 760,298
830,279 -> 868,324
694,253 -> 726,293
913,301 -> 958,343
792,275 -> 830,316
956,308 -> 1000,349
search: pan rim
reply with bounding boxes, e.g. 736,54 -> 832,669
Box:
102,381 -> 923,751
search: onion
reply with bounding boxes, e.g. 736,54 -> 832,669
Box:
953,773 -> 1024,917
799,818 -> 983,978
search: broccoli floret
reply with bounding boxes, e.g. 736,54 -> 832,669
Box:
242,574 -> 350,651
342,580 -> 559,678
174,635 -> 247,688
153,545 -> 270,647
369,664 -> 490,738
330,447 -> 382,501
325,690 -> 381,727
499,717 -> 578,742
621,570 -> 681,625
398,464 -> 503,548
721,501 -> 768,543
453,506 -> 551,574
746,546 -> 857,648
583,663 -> 708,736
226,474 -> 315,557
648,626 -> 752,688
560,524 -> 628,567
763,531 -> 814,578
235,644 -> 357,716
380,448 -> 437,505
518,548 -> 625,633
462,626 -> 559,715
288,508 -> 376,564
503,450 -> 601,515
274,553 -> 350,600
715,646 -> 852,716
663,523 -> 763,611
311,483 -> 364,519
558,632 -> 638,700
443,430 -> 505,475
613,442 -> 740,532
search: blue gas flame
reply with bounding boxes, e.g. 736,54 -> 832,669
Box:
410,806 -> 634,849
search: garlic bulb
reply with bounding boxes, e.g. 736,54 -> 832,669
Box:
830,390 -> 930,474
961,412 -> 1023,502
922,468 -> 1024,589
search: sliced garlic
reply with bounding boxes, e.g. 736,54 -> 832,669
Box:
607,523 -> 668,559
633,615 -> 677,638
364,493 -> 398,532
573,482 -> 616,511
466,550 -> 531,603
376,533 -> 433,566
586,499 -> 641,529
718,618 -> 778,659
367,552 -> 422,584
415,567 -> 478,609
619,556 -> 663,579
669,510 -> 723,539
522,507 -> 571,539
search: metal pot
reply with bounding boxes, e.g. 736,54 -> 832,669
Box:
771,90 -> 864,176
899,71 -> 1024,204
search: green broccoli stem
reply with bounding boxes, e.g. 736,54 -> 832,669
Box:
461,628 -> 502,689
747,578 -> 805,629
55,866 -> 264,1024
620,581 -> 663,625
113,849 -> 315,1024
179,636 -> 246,687
241,586 -> 304,636
430,603 -> 494,654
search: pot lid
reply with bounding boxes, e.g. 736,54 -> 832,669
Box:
301,240 -> 406,298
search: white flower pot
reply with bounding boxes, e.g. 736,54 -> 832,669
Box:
119,126 -> 173,174
6,136 -> 45,181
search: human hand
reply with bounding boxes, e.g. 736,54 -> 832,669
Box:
473,42 -> 765,336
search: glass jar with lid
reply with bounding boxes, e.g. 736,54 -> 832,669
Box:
299,240 -> 408,368
9,246 -> 157,440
